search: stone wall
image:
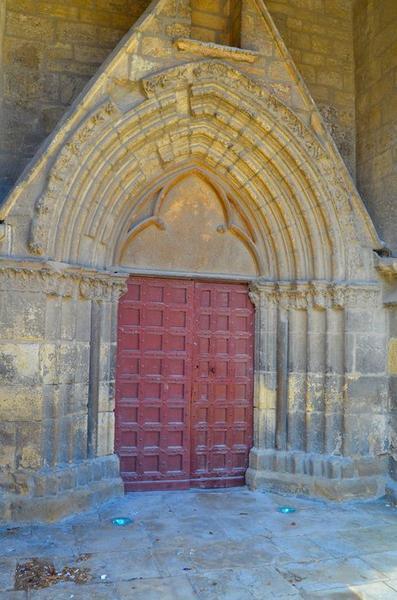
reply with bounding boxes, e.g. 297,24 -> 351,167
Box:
0,0 -> 359,197
0,264 -> 126,521
246,281 -> 388,501
191,0 -> 241,46
0,0 -> 392,521
354,0 -> 397,253
266,0 -> 356,177
0,0 -> 151,201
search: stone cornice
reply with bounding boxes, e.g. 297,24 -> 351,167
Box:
249,280 -> 381,310
0,259 -> 128,301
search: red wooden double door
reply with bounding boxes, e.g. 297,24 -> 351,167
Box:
115,277 -> 254,491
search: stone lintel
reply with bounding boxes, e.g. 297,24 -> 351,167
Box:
174,38 -> 260,63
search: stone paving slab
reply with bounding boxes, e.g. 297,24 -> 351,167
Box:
188,567 -> 300,599
301,581 -> 397,599
276,557 -> 385,592
0,488 -> 396,599
116,576 -> 197,600
362,550 -> 397,579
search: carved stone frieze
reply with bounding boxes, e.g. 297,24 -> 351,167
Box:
142,61 -> 325,159
0,261 -> 128,301
249,280 -> 381,310
79,277 -> 128,301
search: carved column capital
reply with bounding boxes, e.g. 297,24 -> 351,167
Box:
79,275 -> 128,301
249,279 -> 381,310
0,260 -> 129,301
249,280 -> 277,308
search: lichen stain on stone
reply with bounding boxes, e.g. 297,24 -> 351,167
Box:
388,338 -> 397,375
0,353 -> 17,383
256,382 -> 276,410
23,305 -> 42,338
287,375 -> 305,410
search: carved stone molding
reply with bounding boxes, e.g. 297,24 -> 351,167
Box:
376,256 -> 397,278
79,276 -> 128,301
0,260 -> 128,301
174,38 -> 260,63
141,61 -> 325,159
19,57 -> 377,280
249,280 -> 381,310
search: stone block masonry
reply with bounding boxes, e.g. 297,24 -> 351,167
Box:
0,0 -> 151,200
0,263 -> 128,522
354,0 -> 397,253
191,0 -> 241,46
0,0 -> 394,522
266,0 -> 356,178
0,0 -> 396,263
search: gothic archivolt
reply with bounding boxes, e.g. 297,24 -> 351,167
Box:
3,61 -> 377,283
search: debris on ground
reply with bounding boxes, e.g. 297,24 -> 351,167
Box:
286,573 -> 304,584
15,558 -> 92,590
75,553 -> 92,563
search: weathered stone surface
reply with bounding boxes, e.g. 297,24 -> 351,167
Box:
0,0 -> 153,200
0,456 -> 123,523
2,488 -> 397,598
354,0 -> 397,253
247,448 -> 387,501
0,0 -> 394,522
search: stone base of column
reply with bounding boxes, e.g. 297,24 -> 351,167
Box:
0,455 -> 124,523
246,448 -> 387,501
386,479 -> 397,506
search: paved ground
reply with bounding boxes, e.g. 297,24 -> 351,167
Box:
1,488 -> 397,599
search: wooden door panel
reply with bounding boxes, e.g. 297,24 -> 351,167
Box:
190,282 -> 254,487
116,277 -> 194,491
116,277 -> 253,491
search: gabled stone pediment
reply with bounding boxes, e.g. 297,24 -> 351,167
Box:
0,0 -> 379,282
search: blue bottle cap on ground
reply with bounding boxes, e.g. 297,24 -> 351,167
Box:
278,506 -> 296,514
112,517 -> 133,526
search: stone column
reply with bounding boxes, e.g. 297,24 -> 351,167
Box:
0,261 -> 127,522
324,306 -> 345,455
305,305 -> 326,454
247,282 -> 278,479
287,307 -> 307,451
247,278 -> 388,500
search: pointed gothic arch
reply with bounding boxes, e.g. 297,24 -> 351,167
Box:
15,61 -> 376,283
116,166 -> 261,277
